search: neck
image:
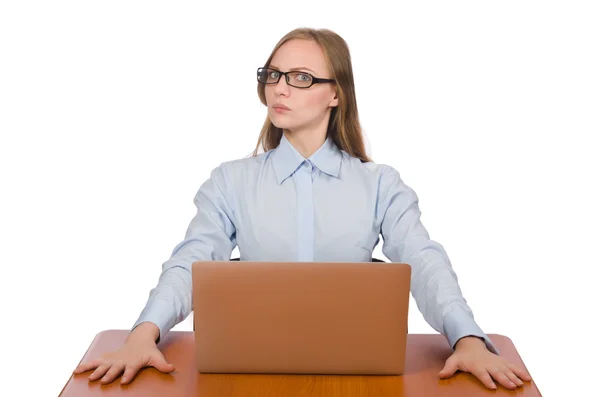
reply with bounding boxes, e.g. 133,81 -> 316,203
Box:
283,110 -> 331,158
284,129 -> 326,159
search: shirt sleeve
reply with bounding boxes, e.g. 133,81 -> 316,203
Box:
377,165 -> 499,355
131,163 -> 237,342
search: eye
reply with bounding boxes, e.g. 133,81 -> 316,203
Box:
269,71 -> 280,79
295,73 -> 310,81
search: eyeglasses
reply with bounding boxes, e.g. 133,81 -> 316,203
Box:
257,67 -> 336,89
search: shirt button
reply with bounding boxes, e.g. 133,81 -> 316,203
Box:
302,161 -> 313,173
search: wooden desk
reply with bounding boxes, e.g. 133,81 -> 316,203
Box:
60,330 -> 542,396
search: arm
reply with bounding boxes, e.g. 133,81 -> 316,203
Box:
131,164 -> 237,343
377,165 -> 499,354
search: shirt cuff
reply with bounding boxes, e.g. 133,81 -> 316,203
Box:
131,298 -> 175,344
442,306 -> 500,355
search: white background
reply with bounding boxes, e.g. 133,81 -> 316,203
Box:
1,1 -> 598,396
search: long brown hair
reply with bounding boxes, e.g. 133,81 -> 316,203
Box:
253,27 -> 372,163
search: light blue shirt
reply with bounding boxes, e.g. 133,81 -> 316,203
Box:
133,133 -> 499,354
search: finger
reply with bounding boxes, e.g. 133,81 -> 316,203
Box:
436,356 -> 458,379
150,356 -> 176,373
437,364 -> 458,379
88,364 -> 111,381
100,362 -> 126,385
472,369 -> 497,390
488,367 -> 517,389
508,363 -> 532,381
73,360 -> 101,374
506,371 -> 524,387
121,364 -> 143,385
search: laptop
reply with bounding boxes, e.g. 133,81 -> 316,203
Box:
191,260 -> 411,375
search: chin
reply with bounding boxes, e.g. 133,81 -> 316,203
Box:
272,122 -> 292,131
269,115 -> 293,130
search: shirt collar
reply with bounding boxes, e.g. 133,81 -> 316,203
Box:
272,133 -> 342,184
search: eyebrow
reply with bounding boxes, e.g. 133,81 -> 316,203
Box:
268,65 -> 317,74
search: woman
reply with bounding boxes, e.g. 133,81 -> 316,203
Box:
74,27 -> 531,390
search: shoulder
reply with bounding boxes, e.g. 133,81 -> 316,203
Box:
340,150 -> 402,181
342,153 -> 416,204
219,152 -> 269,172
193,153 -> 268,203
204,152 -> 269,189
216,152 -> 268,178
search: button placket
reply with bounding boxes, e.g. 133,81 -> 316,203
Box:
296,160 -> 315,261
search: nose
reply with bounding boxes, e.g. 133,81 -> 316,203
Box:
273,74 -> 290,96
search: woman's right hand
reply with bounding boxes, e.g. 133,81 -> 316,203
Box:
73,323 -> 175,385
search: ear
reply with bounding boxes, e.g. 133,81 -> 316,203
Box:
329,91 -> 339,108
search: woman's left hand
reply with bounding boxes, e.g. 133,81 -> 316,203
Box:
437,336 -> 532,390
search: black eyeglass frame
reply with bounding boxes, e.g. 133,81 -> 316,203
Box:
257,67 -> 336,89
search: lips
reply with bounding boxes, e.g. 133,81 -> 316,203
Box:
272,104 -> 290,110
